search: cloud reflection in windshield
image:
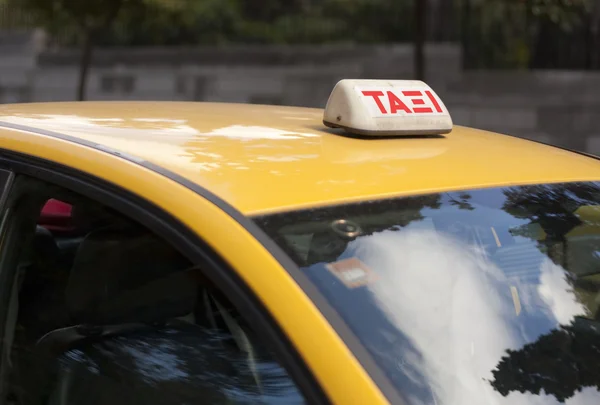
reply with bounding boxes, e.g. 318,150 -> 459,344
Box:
349,227 -> 597,405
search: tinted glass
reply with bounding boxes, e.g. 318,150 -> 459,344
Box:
255,182 -> 600,405
3,176 -> 306,405
54,324 -> 305,405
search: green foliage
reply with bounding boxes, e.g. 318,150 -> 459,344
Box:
102,0 -> 242,45
4,0 -> 193,44
18,0 -> 126,31
490,320 -> 600,402
470,0 -> 591,31
463,0 -> 593,69
93,0 -> 417,45
234,0 -> 414,44
529,0 -> 592,31
4,0 -> 597,70
7,0 -> 418,46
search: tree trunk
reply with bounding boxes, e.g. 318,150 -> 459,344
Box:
76,31 -> 94,101
414,0 -> 427,81
461,0 -> 472,69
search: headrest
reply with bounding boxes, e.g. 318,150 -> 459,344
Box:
39,199 -> 74,232
70,203 -> 125,234
65,226 -> 196,326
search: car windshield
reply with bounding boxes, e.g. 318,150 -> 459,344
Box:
254,182 -> 600,405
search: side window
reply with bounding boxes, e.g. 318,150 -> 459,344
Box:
1,175 -> 306,405
0,169 -> 15,399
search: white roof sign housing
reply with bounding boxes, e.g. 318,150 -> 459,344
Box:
323,79 -> 453,136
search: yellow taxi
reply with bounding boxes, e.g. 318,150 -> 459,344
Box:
0,80 -> 599,405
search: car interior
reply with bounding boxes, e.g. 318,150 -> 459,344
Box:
3,182 -> 296,405
271,205 -> 600,322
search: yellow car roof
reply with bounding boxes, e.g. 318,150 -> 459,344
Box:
2,101 -> 600,215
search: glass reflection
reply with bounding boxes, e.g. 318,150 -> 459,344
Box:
54,324 -> 305,405
255,182 -> 600,405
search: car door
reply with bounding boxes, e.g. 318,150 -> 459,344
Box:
0,168 -> 15,399
0,125 -> 387,405
0,164 -> 326,405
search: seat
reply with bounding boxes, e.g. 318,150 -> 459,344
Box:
23,222 -> 272,405
8,226 -> 69,405
63,225 -> 194,327
20,225 -> 196,405
45,225 -> 277,404
50,323 -> 265,405
38,200 -> 74,233
14,226 -> 66,339
53,203 -> 130,272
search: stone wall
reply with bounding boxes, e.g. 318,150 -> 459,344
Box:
1,34 -> 600,154
444,71 -> 600,152
0,30 -> 40,103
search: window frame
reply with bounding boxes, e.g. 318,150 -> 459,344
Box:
0,150 -> 329,405
0,170 -> 13,212
0,169 -> 14,401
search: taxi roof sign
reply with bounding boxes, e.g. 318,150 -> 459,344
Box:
323,79 -> 453,136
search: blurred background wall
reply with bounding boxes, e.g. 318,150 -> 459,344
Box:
0,0 -> 599,153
